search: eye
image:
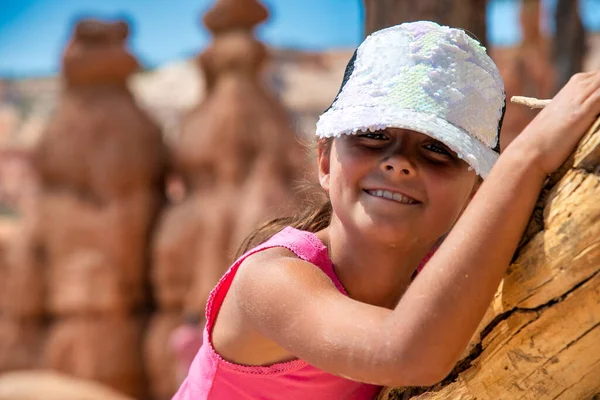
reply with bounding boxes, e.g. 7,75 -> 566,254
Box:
355,131 -> 390,149
423,142 -> 454,158
357,132 -> 389,141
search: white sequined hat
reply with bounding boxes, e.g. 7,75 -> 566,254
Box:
316,21 -> 506,178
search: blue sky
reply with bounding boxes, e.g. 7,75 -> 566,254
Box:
0,0 -> 598,77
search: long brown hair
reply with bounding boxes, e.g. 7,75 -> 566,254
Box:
234,138 -> 333,258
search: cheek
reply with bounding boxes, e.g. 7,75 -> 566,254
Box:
424,174 -> 475,227
328,161 -> 356,204
329,145 -> 370,196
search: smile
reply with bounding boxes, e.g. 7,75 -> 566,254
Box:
364,189 -> 420,205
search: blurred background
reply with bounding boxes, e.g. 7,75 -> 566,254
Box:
0,0 -> 598,399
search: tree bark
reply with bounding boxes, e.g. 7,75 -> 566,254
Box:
553,0 -> 586,92
363,0 -> 487,48
378,117 -> 600,399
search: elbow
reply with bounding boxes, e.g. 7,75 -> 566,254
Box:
383,356 -> 454,388
408,368 -> 450,387
387,367 -> 449,388
358,328 -> 459,387
381,336 -> 462,387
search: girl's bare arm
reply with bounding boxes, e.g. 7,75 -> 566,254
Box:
234,72 -> 600,387
234,146 -> 542,387
391,71 -> 600,379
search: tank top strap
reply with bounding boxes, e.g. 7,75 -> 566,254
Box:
205,226 -> 347,332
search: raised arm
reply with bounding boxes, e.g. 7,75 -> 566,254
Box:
390,71 -> 600,378
234,72 -> 600,387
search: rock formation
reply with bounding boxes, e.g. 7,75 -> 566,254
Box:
0,370 -> 136,400
143,313 -> 183,400
149,1 -> 308,397
0,150 -> 46,374
26,18 -> 166,398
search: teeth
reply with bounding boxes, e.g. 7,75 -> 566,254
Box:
367,189 -> 418,204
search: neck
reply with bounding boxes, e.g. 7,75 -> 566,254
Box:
317,218 -> 434,309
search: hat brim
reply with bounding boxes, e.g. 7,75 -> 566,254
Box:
316,107 -> 498,178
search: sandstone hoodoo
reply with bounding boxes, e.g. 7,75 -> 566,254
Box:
149,2 -> 310,397
25,18 -> 167,398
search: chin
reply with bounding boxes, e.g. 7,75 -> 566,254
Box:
353,214 -> 416,246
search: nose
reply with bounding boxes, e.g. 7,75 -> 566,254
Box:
381,152 -> 416,177
384,163 -> 410,175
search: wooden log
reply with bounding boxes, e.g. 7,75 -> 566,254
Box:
378,118 -> 600,398
553,0 -> 586,91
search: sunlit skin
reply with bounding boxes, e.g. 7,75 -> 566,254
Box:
208,72 -> 600,387
316,128 -> 479,308
212,128 -> 481,369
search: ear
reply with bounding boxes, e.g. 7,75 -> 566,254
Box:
317,143 -> 331,193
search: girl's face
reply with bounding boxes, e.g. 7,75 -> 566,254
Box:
318,128 -> 479,247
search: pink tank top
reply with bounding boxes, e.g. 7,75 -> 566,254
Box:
171,226 -> 382,400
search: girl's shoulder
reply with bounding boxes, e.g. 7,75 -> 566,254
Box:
209,231 -> 346,372
235,226 -> 346,295
235,233 -> 323,287
240,244 -> 304,273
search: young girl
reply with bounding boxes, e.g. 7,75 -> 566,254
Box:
172,21 -> 600,399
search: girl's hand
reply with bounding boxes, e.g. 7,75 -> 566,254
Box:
512,71 -> 600,176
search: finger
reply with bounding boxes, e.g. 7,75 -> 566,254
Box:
583,87 -> 600,115
555,72 -> 600,109
582,72 -> 600,109
549,73 -> 589,106
580,70 -> 600,80
580,71 -> 600,99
